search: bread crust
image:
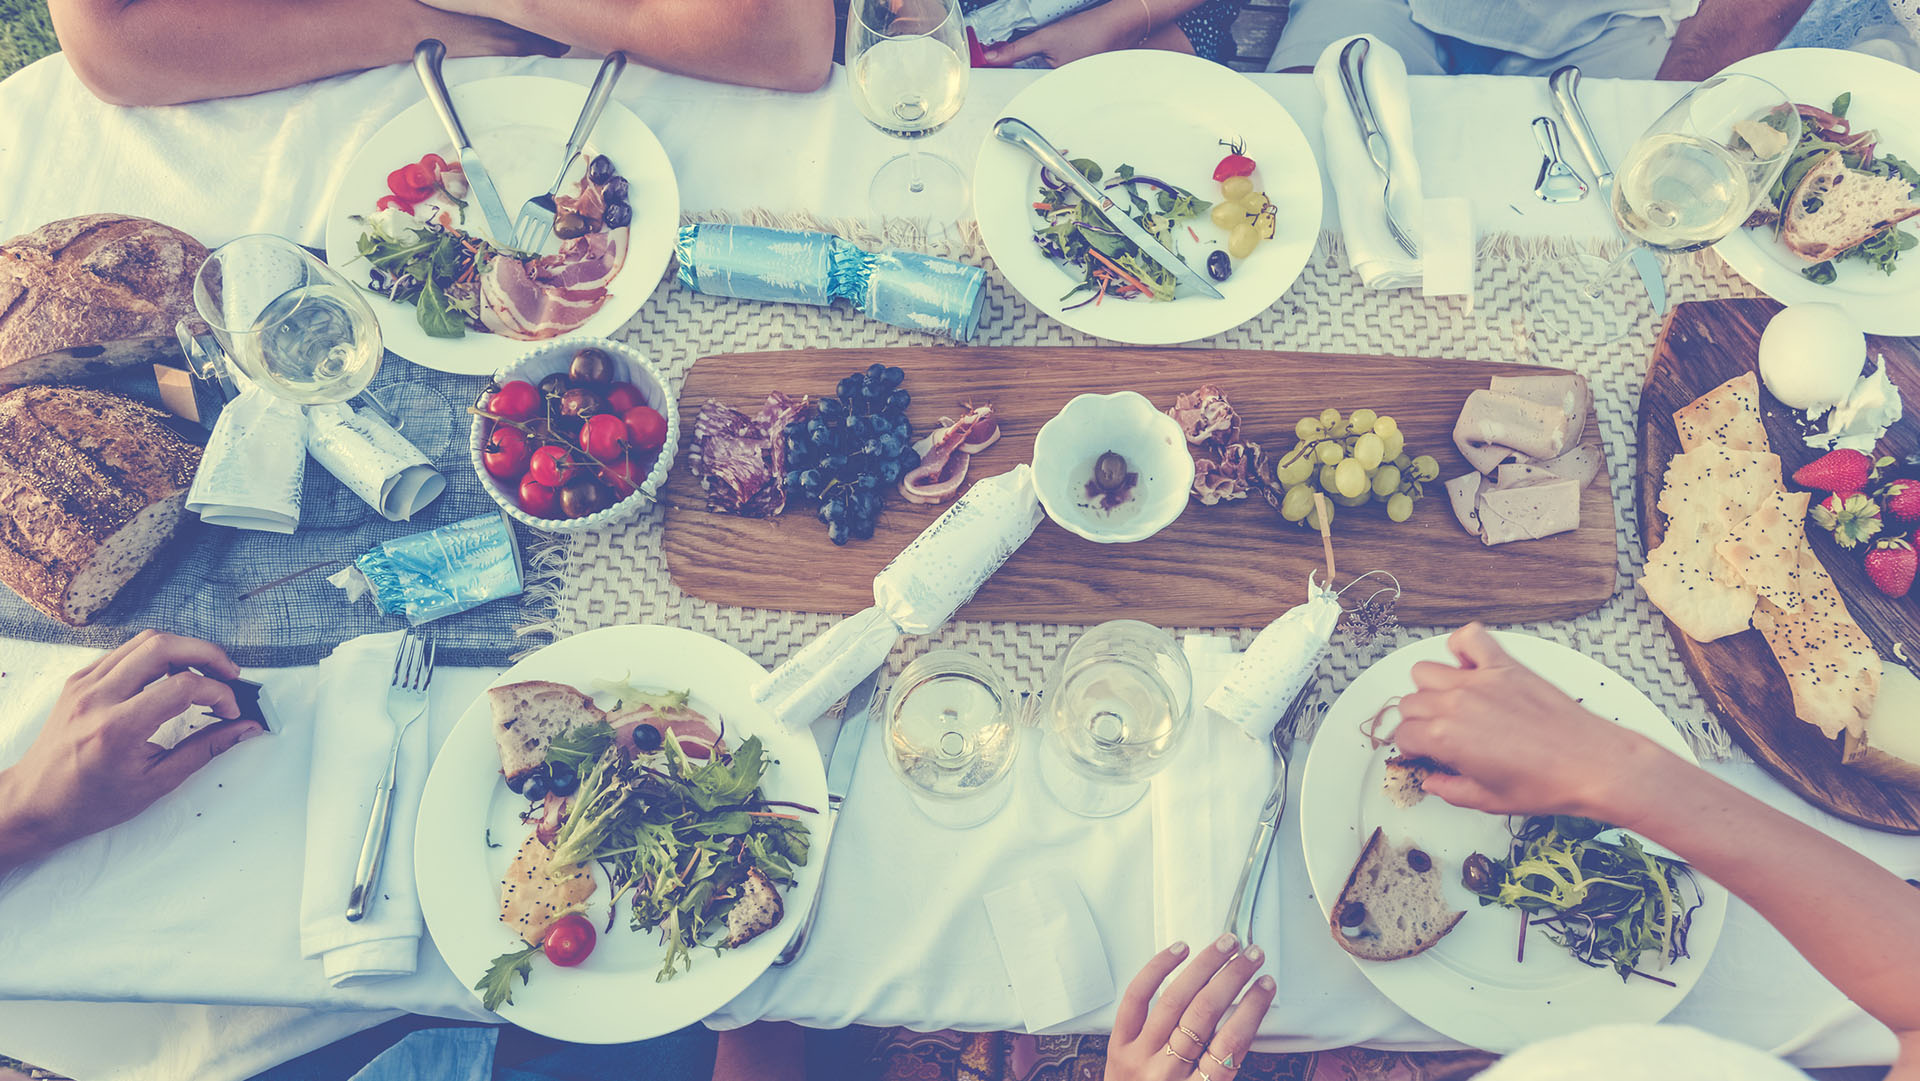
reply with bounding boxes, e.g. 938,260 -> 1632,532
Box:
0,214 -> 208,384
1782,151 -> 1920,262
1329,826 -> 1465,961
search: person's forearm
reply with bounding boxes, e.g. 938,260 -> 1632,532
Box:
1592,742 -> 1920,1042
1656,0 -> 1813,81
0,766 -> 63,879
502,0 -> 833,92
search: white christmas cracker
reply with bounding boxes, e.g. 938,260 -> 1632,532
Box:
1206,575 -> 1340,740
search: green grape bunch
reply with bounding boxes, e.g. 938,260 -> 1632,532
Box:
1266,407 -> 1440,531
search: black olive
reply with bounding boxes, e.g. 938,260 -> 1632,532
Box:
559,387 -> 607,418
546,759 -> 580,797
1406,848 -> 1433,873
561,476 -> 615,518
603,201 -> 632,229
1338,901 -> 1368,928
1462,853 -> 1498,894
569,348 -> 616,385
603,176 -> 630,204
1207,249 -> 1232,282
552,209 -> 590,240
1092,451 -> 1130,493
632,723 -> 663,752
538,372 -> 571,400
505,771 -> 528,794
521,771 -> 550,802
587,154 -> 615,185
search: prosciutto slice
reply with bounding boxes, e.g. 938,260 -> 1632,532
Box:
476,225 -> 630,341
900,404 -> 998,505
611,704 -> 724,760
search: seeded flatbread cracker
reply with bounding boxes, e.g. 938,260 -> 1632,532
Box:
1674,372 -> 1769,454
500,831 -> 595,945
1642,441 -> 1783,641
1751,549 -> 1882,739
1655,442 -> 1783,532
1715,489 -> 1813,612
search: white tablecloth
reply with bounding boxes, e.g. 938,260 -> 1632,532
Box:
0,49 -> 1912,1081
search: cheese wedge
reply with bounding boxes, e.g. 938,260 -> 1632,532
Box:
1843,662 -> 1920,791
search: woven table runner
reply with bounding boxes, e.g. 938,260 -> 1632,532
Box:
536,213 -> 1763,760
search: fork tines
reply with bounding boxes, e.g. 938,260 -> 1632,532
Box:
390,630 -> 437,691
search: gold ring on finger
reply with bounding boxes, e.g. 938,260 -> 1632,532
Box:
1176,1024 -> 1208,1049
1197,1069 -> 1215,1081
1161,1042 -> 1198,1065
1205,1049 -> 1240,1070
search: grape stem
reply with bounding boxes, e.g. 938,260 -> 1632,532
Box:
1313,491 -> 1336,587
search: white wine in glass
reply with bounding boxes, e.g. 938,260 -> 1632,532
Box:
188,235 -> 383,405
847,0 -> 972,227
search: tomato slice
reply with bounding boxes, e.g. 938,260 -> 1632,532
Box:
387,164 -> 435,202
418,153 -> 449,173
375,194 -> 415,214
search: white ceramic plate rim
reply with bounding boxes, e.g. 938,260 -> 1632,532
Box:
1710,48 -> 1920,335
322,75 -> 680,375
1297,631 -> 1728,1053
414,625 -> 828,1043
974,50 -> 1323,345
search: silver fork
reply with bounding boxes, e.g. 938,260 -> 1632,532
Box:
346,630 -> 437,922
1221,679 -> 1323,946
1336,38 -> 1420,260
510,51 -> 628,255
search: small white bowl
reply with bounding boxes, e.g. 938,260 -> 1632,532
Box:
1030,391 -> 1193,544
469,335 -> 680,533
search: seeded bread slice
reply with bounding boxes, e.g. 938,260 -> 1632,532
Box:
1782,151 -> 1920,263
1382,755 -> 1446,808
1329,827 -> 1464,961
724,866 -> 785,948
489,680 -> 606,784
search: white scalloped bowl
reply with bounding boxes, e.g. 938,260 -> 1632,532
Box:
468,336 -> 679,533
1030,391 -> 1193,544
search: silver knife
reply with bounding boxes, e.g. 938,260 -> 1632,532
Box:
992,117 -> 1225,301
413,40 -> 519,250
772,667 -> 883,967
1549,65 -> 1667,315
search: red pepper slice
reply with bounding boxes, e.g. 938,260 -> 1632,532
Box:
418,153 -> 449,174
375,194 -> 415,214
386,164 -> 435,202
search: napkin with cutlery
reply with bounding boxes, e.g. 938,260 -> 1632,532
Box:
297,632 -> 432,986
1312,35 -> 1474,297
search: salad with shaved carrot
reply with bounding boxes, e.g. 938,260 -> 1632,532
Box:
1031,157 -> 1214,306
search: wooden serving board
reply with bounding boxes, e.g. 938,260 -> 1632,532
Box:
663,348 -> 1616,627
1640,298 -> 1920,834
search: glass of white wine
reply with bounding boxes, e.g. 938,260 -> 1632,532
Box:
884,650 -> 1021,829
1038,620 -> 1193,818
185,234 -> 383,405
846,0 -> 972,229
1533,73 -> 1800,344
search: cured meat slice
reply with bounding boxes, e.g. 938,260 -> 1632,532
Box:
899,404 -> 997,505
686,393 -> 814,517
1168,384 -> 1240,445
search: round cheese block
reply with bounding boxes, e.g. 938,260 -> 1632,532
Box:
1758,303 -> 1866,411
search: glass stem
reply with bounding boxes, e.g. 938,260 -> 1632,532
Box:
1583,243 -> 1645,301
908,150 -> 925,195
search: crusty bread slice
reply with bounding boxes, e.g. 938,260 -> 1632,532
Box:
724,866 -> 785,948
489,680 -> 606,784
1782,150 -> 1920,262
1329,827 -> 1464,961
1382,755 -> 1443,808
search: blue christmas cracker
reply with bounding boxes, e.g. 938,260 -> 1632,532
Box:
353,511 -> 523,624
675,224 -> 986,342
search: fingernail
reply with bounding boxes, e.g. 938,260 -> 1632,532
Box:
236,724 -> 265,742
1246,945 -> 1265,963
1215,933 -> 1237,952
984,48 -> 999,60
1258,975 -> 1276,991
1168,940 -> 1189,957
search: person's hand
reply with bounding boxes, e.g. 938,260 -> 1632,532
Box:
403,0 -> 567,58
0,631 -> 265,871
1105,935 -> 1275,1081
1390,623 -> 1665,819
981,1 -> 1148,68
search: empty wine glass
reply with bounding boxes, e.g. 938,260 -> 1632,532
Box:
1038,621 -> 1193,818
1532,73 -> 1801,343
184,235 -> 383,405
846,0 -> 972,229
884,651 -> 1021,829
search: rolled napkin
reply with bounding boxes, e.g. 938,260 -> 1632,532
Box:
981,874 -> 1114,1031
755,465 -> 1045,729
675,223 -> 987,342
328,511 -> 524,624
185,379 -> 307,533
307,403 -> 446,522
1310,35 -> 1474,295
298,631 -> 429,986
1205,577 -> 1339,742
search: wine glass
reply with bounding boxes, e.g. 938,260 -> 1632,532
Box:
883,651 -> 1021,829
185,234 -> 383,405
846,0 -> 972,230
1038,621 -> 1193,818
1531,73 -> 1801,344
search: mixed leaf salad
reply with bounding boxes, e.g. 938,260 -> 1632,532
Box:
1462,815 -> 1704,984
1754,92 -> 1920,283
1031,157 -> 1214,306
353,215 -> 499,339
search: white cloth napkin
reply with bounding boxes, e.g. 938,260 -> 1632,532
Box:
186,378 -> 308,534
1311,35 -> 1475,296
982,874 -> 1114,1031
297,632 -> 431,986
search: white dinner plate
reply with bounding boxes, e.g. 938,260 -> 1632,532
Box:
323,76 -> 680,375
1297,631 -> 1728,1053
1711,48 -> 1920,336
973,50 -> 1322,345
414,625 -> 828,1043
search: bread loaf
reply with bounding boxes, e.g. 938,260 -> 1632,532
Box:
0,385 -> 200,625
0,214 -> 208,386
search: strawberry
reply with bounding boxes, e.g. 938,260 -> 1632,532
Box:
1792,448 -> 1873,493
1865,535 -> 1916,598
1810,491 -> 1884,548
1879,477 -> 1920,525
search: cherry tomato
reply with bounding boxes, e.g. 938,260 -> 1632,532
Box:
582,413 -> 628,462
1212,140 -> 1256,182
543,913 -> 596,967
517,476 -> 561,518
600,453 -> 641,495
487,380 -> 540,422
482,426 -> 532,479
528,444 -> 576,488
605,382 -> 645,414
622,406 -> 668,452
418,153 -> 449,173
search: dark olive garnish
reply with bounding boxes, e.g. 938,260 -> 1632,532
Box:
559,387 -> 607,418
552,209 -> 590,239
1092,450 -> 1130,493
521,771 -> 550,802
546,759 -> 580,797
632,723 -> 664,753
1207,249 -> 1232,282
587,154 -> 615,185
569,348 -> 616,385
603,201 -> 632,229
1462,853 -> 1497,894
604,176 -> 630,204
1338,901 -> 1368,928
1406,848 -> 1432,873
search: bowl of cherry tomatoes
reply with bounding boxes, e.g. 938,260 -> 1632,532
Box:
469,336 -> 678,533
